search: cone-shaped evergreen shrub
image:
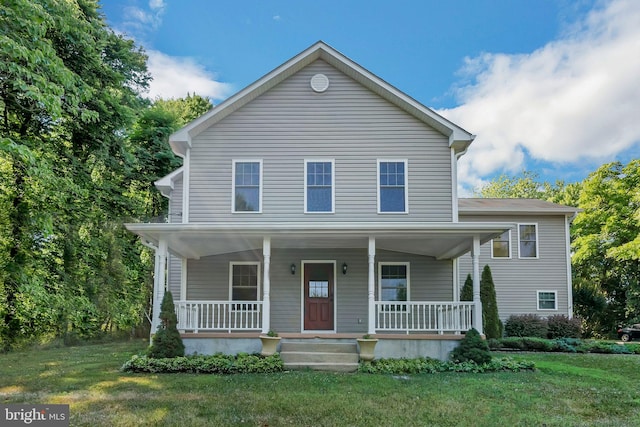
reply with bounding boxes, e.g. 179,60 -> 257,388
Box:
460,273 -> 473,301
148,291 -> 185,358
450,328 -> 492,364
481,265 -> 503,339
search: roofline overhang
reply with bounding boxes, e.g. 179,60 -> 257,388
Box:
154,166 -> 184,198
125,221 -> 514,260
169,41 -> 475,157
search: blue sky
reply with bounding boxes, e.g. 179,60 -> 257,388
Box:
101,0 -> 640,193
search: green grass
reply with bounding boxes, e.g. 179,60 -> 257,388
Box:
1,340 -> 640,426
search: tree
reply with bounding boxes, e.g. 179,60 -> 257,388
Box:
460,274 -> 473,301
147,291 -> 184,358
450,328 -> 491,365
0,0 -> 151,347
572,160 -> 640,335
481,265 -> 503,339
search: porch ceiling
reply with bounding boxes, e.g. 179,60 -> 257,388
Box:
125,221 -> 515,260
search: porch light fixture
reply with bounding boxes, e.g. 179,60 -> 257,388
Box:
290,263 -> 296,275
342,262 -> 348,275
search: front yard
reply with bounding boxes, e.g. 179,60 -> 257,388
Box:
1,340 -> 639,426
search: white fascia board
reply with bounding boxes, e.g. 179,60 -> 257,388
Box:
154,167 -> 184,198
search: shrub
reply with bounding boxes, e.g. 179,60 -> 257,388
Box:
481,265 -> 503,339
547,315 -> 582,339
358,356 -> 534,374
148,291 -> 185,358
504,314 -> 548,338
450,328 -> 492,365
460,274 -> 473,301
122,353 -> 284,374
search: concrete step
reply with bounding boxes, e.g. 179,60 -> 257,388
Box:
279,339 -> 359,372
280,351 -> 359,364
283,362 -> 359,373
280,341 -> 357,354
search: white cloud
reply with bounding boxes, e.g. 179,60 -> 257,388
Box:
273,15 -> 281,21
145,50 -> 233,101
439,0 -> 640,191
122,0 -> 166,37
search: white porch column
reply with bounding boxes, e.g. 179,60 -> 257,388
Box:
262,237 -> 271,334
151,238 -> 168,335
472,235 -> 483,335
367,236 -> 376,334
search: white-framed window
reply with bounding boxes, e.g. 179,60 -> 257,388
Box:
518,223 -> 538,258
304,159 -> 334,213
491,230 -> 511,258
229,262 -> 261,301
377,160 -> 408,213
232,160 -> 262,213
537,290 -> 557,310
378,262 -> 410,310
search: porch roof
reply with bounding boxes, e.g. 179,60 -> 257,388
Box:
125,221 -> 514,260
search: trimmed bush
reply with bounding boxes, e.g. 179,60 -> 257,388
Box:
148,291 -> 185,358
504,314 -> 548,338
490,337 -> 640,354
547,315 -> 582,339
122,353 -> 284,374
450,328 -> 492,365
481,265 -> 503,339
460,274 -> 473,301
358,356 -> 534,374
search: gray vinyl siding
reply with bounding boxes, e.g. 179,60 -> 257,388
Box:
188,60 -> 453,223
186,248 -> 452,333
458,214 -> 570,320
167,175 -> 183,298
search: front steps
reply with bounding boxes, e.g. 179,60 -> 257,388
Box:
279,339 -> 359,372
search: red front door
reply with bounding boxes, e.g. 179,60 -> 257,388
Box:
304,263 -> 334,331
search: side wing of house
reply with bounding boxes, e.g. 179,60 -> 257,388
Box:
458,199 -> 578,321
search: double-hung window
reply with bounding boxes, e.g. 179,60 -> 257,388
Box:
378,160 -> 408,213
491,230 -> 511,258
518,224 -> 538,258
378,263 -> 409,310
233,160 -> 262,213
537,291 -> 557,310
305,160 -> 334,213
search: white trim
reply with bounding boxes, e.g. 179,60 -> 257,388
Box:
182,149 -> 190,223
232,159 -> 263,214
377,159 -> 409,214
377,261 -> 411,302
517,223 -> 539,259
452,258 -> 459,302
450,147 -> 459,222
180,258 -> 187,301
565,215 -> 574,318
228,261 -> 262,301
304,159 -> 335,214
537,290 -> 557,311
300,260 -> 337,333
491,230 -> 512,259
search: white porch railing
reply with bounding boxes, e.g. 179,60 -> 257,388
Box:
375,301 -> 475,334
175,301 -> 263,333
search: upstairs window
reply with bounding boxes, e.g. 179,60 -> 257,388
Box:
305,160 -> 334,213
233,160 -> 262,213
518,224 -> 538,258
378,160 -> 408,213
491,230 -> 511,258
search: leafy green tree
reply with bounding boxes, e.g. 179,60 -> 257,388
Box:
148,291 -> 184,358
572,160 -> 640,335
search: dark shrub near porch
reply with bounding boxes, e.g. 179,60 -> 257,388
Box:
547,315 -> 581,339
450,328 -> 492,365
504,314 -> 548,338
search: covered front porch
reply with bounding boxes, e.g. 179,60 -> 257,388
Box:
127,222 -> 513,352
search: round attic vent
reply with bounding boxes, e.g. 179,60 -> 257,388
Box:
310,73 -> 329,93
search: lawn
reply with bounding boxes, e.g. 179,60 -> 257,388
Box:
1,340 -> 639,426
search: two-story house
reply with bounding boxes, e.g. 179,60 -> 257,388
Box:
126,42 -> 577,362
